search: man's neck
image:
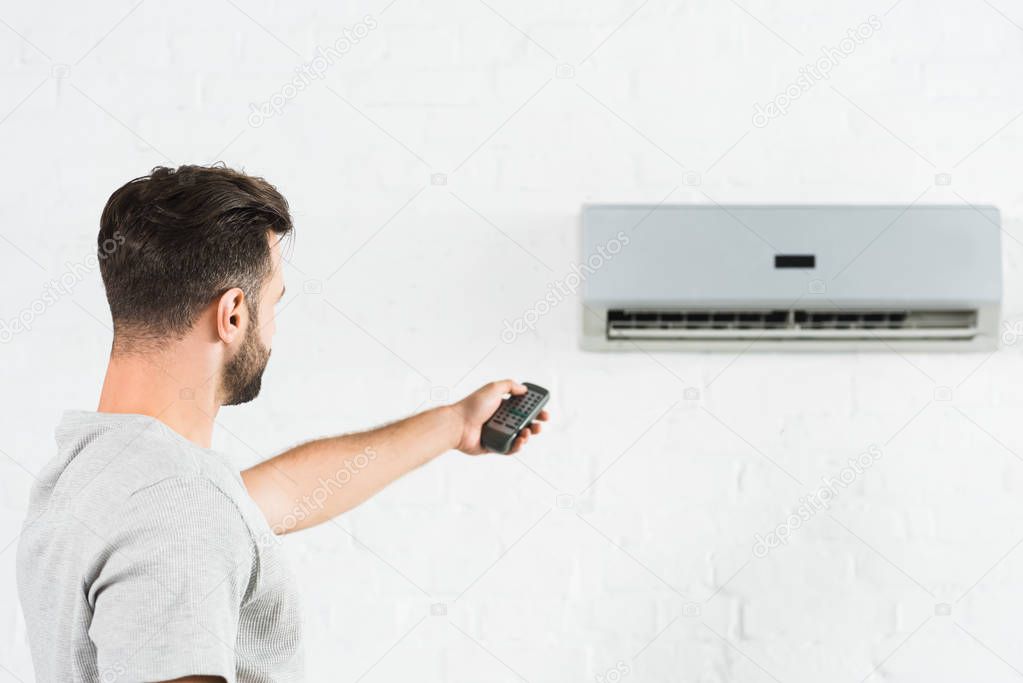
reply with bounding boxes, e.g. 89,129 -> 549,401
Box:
97,341 -> 221,449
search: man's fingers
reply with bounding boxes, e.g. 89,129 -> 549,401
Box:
489,379 -> 527,396
507,430 -> 529,454
528,422 -> 542,435
535,409 -> 549,422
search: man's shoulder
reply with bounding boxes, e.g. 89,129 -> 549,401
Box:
20,420 -> 261,597
47,419 -> 246,525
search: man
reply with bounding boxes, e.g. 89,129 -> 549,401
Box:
16,165 -> 549,682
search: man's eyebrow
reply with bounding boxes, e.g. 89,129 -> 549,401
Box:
278,285 -> 286,301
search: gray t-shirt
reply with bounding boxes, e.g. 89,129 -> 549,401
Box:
17,411 -> 303,682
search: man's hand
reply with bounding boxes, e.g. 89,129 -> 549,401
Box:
449,380 -> 549,455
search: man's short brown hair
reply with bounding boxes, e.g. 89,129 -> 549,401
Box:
97,164 -> 293,350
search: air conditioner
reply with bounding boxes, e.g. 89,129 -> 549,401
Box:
581,205 -> 1002,351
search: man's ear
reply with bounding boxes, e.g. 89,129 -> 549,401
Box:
216,287 -> 248,345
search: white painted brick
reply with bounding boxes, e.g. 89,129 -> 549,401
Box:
3,0 -> 1023,680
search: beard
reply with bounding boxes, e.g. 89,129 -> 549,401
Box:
221,313 -> 271,406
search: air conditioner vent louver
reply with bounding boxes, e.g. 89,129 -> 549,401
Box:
607,309 -> 978,340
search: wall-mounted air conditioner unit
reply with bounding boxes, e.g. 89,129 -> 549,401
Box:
581,205 -> 1001,351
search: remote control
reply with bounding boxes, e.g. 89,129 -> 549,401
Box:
480,382 -> 550,454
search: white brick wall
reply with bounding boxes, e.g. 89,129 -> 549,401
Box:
2,0 -> 1023,680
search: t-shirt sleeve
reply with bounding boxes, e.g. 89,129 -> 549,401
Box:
87,476 -> 256,683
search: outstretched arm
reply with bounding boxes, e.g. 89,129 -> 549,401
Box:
241,380 -> 549,534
